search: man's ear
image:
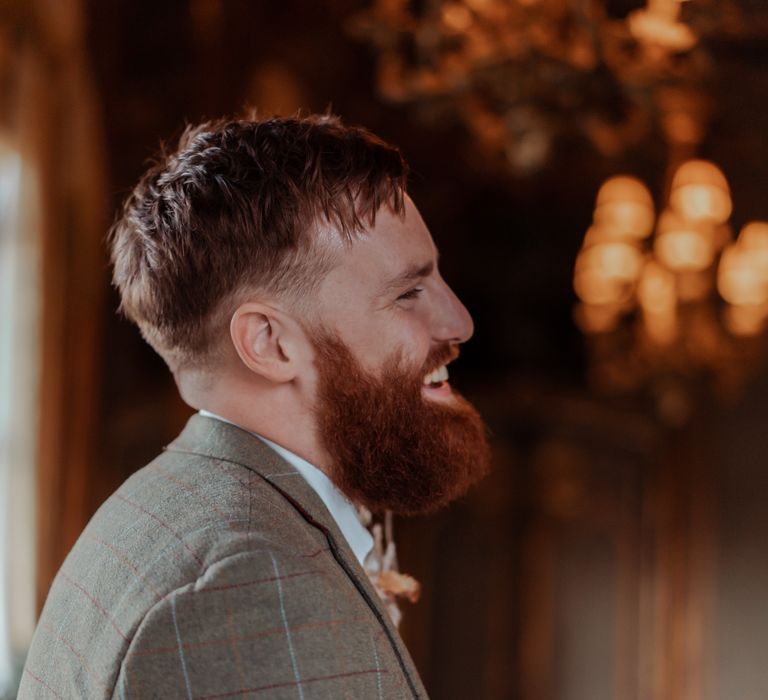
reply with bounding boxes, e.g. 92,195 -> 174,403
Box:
230,302 -> 302,383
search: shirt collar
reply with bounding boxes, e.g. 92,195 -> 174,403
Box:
198,410 -> 373,566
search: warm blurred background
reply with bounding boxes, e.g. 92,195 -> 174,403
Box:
2,0 -> 768,698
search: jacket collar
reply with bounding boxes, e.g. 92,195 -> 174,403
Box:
164,413 -> 426,697
166,413 -> 347,548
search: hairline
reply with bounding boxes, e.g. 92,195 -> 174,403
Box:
173,199 -> 406,374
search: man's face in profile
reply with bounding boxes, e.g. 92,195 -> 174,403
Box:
306,197 -> 490,515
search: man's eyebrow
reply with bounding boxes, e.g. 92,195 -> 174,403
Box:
380,260 -> 435,294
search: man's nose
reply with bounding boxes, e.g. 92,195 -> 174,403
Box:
432,281 -> 474,344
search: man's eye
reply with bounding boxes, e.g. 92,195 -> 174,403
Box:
397,287 -> 423,302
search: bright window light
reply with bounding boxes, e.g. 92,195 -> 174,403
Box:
0,142 -> 38,697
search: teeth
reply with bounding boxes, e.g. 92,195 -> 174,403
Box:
423,365 -> 449,385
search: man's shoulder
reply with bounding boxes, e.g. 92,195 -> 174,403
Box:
88,444 -> 324,580
20,418 -> 428,699
19,446 -> 332,699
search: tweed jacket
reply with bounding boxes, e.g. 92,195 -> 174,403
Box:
19,414 -> 428,699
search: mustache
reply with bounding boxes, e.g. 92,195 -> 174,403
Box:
422,343 -> 460,376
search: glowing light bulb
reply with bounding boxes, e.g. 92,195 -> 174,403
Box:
574,241 -> 643,305
638,260 -> 678,345
638,260 -> 676,314
593,176 -> 655,240
654,209 -> 715,272
738,221 -> 768,277
670,160 -> 732,224
717,244 -> 768,306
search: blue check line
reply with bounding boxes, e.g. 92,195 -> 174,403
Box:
270,552 -> 306,700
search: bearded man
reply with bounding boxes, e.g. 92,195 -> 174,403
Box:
19,114 -> 489,699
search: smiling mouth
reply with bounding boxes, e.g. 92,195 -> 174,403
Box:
420,346 -> 460,400
423,364 -> 449,388
421,365 -> 454,401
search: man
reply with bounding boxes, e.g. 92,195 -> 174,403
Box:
20,114 -> 489,699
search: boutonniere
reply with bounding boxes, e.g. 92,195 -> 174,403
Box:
360,507 -> 421,627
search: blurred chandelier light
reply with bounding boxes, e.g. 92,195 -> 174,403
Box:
573,160 -> 768,423
349,0 -> 716,174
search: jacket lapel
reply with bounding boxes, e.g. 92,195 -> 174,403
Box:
166,413 -> 427,697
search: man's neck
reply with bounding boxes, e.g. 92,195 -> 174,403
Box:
194,396 -> 331,477
178,363 -> 332,473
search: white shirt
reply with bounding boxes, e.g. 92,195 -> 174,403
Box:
198,410 -> 373,566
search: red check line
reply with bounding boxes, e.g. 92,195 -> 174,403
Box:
222,586 -> 248,689
115,493 -> 204,567
41,622 -> 109,690
195,668 -> 389,698
23,668 -> 65,699
85,532 -> 163,601
301,547 -> 328,559
60,571 -> 128,641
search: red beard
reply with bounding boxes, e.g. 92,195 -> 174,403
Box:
311,333 -> 490,515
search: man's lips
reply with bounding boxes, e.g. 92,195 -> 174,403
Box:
423,364 -> 449,386
422,344 -> 459,377
421,362 -> 454,401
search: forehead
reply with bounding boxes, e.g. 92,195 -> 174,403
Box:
341,196 -> 436,281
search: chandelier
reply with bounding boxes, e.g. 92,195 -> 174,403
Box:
349,0 -> 720,174
352,0 -> 764,421
573,161 -> 768,424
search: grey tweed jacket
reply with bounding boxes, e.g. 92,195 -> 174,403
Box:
19,414 -> 428,699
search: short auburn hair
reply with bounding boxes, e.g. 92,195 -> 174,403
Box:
109,114 -> 408,371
